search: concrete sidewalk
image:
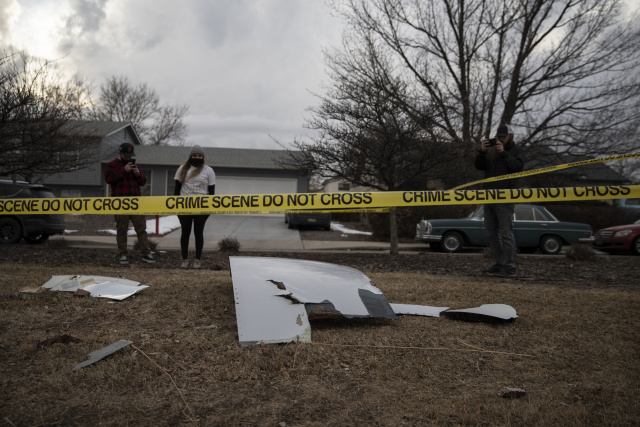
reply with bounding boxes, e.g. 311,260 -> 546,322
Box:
56,234 -> 427,253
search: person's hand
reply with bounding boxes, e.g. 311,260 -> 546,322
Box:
495,140 -> 504,153
130,164 -> 140,176
480,138 -> 490,152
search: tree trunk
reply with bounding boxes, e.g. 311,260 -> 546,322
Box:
389,207 -> 398,256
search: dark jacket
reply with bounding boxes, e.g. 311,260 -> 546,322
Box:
474,144 -> 525,190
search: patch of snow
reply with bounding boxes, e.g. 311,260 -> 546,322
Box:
100,215 -> 182,236
330,222 -> 372,235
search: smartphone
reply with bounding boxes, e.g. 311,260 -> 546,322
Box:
128,159 -> 136,164
488,138 -> 497,146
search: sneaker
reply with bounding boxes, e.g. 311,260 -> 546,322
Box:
494,269 -> 517,278
192,261 -> 202,269
142,254 -> 156,264
119,255 -> 129,265
483,265 -> 502,275
180,261 -> 190,268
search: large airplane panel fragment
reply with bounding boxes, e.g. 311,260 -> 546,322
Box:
229,257 -> 396,346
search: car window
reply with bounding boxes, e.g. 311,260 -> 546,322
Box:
515,206 -> 535,221
468,207 -> 483,220
533,206 -> 553,221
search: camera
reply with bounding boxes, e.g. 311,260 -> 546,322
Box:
488,138 -> 497,146
128,159 -> 136,165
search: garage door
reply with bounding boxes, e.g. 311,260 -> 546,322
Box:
215,176 -> 298,195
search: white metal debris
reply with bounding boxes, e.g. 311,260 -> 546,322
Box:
229,257 -> 396,346
41,275 -> 147,300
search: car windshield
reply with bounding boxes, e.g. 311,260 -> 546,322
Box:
467,207 -> 484,220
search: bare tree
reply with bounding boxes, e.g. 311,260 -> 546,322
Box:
279,35 -> 460,254
0,48 -> 98,182
330,0 -> 640,170
90,75 -> 189,146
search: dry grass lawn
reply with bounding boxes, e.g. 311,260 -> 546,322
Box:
1,261 -> 639,426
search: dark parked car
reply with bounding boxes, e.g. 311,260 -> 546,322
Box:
593,219 -> 640,255
415,204 -> 593,254
0,180 -> 66,244
284,212 -> 331,230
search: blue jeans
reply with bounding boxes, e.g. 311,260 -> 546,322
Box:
483,204 -> 516,272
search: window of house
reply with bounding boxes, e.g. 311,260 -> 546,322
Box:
166,169 -> 178,195
139,168 -> 152,196
338,182 -> 351,191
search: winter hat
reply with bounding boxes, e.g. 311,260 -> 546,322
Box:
189,145 -> 205,157
496,124 -> 514,136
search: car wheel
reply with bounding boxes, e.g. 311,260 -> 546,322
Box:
0,217 -> 23,244
539,235 -> 562,255
24,234 -> 50,244
441,232 -> 463,253
632,236 -> 640,256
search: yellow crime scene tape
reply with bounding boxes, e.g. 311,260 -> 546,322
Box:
0,185 -> 638,215
1,152 -> 637,215
453,152 -> 640,190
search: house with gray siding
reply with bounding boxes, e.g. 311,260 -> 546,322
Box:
43,120 -> 308,197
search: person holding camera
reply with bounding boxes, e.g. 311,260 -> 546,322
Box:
174,145 -> 216,268
105,143 -> 156,265
474,124 -> 525,277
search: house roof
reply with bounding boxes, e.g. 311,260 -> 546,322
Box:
104,145 -> 295,170
525,146 -> 630,183
66,120 -> 142,144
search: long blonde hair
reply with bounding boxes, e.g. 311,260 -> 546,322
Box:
177,158 -> 204,183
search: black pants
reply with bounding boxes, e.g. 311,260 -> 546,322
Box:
178,215 -> 210,260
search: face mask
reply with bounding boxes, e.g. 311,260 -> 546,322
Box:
190,158 -> 204,167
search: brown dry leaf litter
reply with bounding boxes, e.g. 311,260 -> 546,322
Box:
0,255 -> 639,426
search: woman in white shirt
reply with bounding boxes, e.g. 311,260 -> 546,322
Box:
173,145 -> 216,268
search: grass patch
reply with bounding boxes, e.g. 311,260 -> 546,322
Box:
0,263 -> 638,426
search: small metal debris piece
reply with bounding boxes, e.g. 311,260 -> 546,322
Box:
442,304 -> 518,323
41,275 -> 147,300
390,303 -> 450,317
72,340 -> 133,371
498,387 -> 526,398
42,275 -> 140,292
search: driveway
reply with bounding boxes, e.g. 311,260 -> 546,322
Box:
159,214 -> 303,251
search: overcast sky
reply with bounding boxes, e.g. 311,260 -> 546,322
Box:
3,0 -> 640,151
2,0 -> 344,150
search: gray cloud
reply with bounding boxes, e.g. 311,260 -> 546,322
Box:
59,0 -> 108,52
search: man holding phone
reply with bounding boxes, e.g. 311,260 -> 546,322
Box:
104,143 -> 156,265
474,124 -> 525,277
